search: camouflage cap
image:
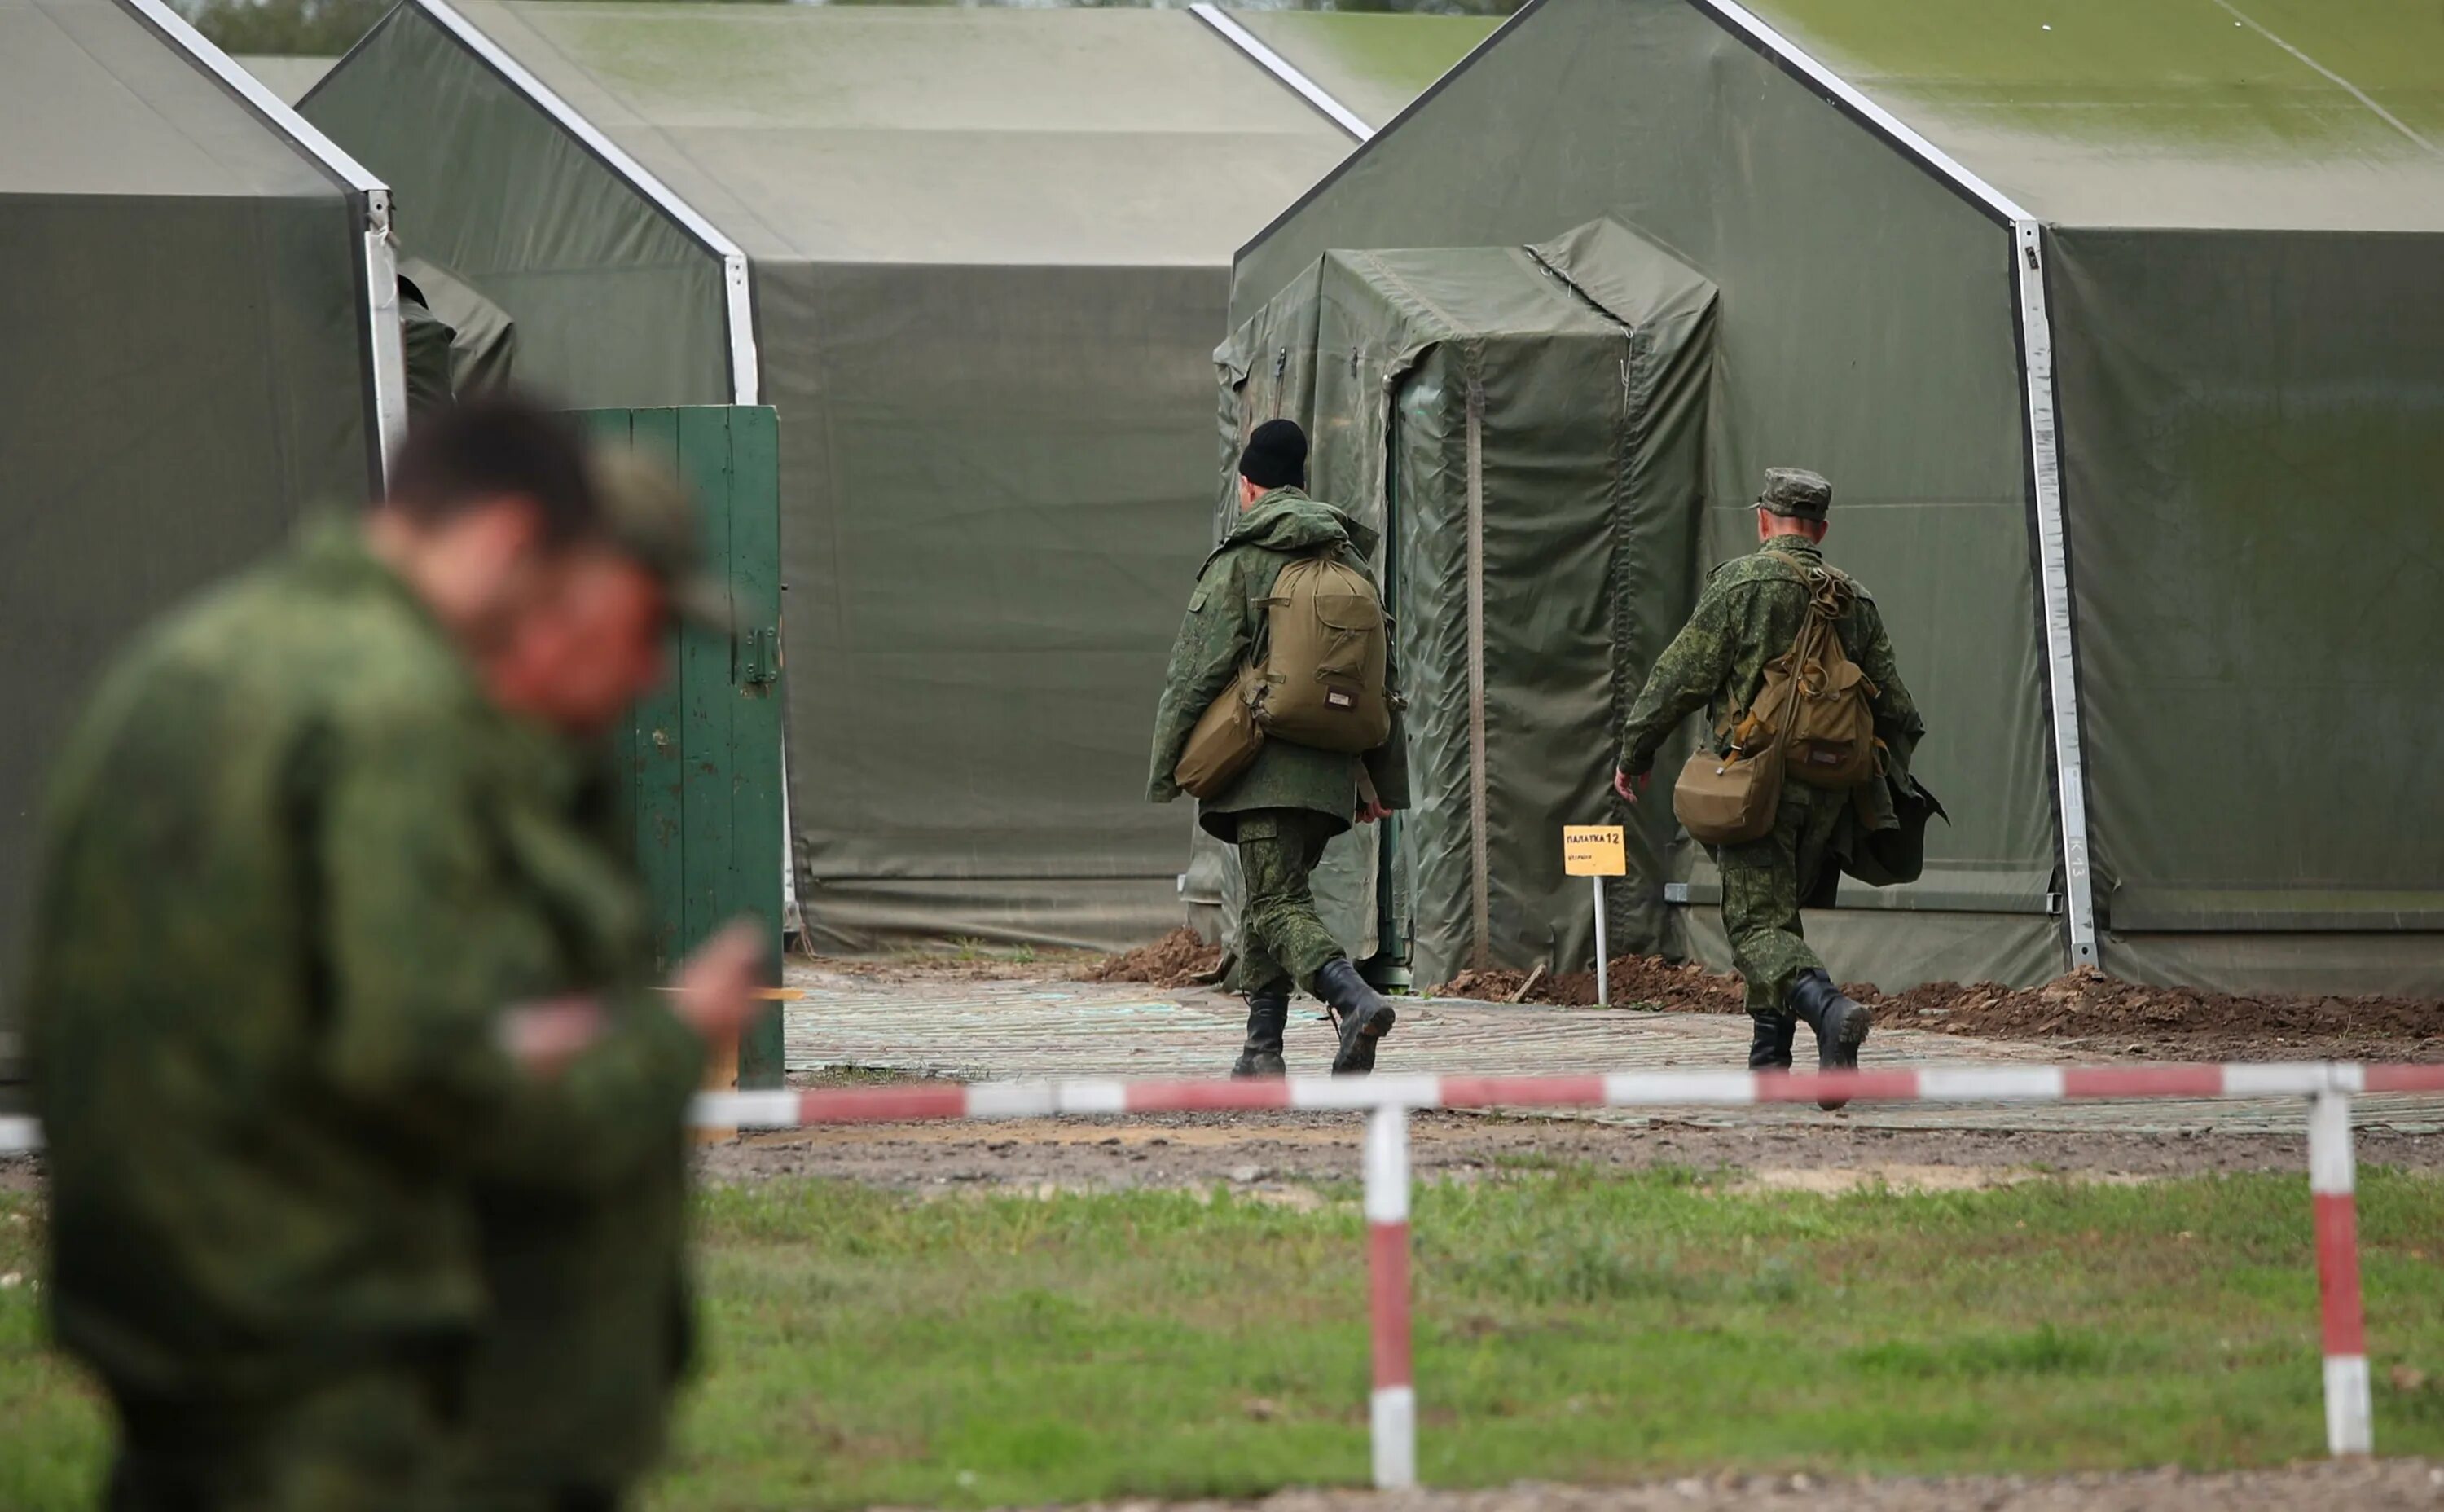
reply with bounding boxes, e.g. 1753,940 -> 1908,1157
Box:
587,448 -> 734,630
1756,467 -> 1833,521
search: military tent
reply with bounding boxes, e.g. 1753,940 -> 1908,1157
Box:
302,2 -> 1488,953
236,53 -> 337,103
1223,0 -> 2444,997
1,0 -> 402,1066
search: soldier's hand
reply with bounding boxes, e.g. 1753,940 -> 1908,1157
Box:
501,997 -> 606,1077
1613,767 -> 1649,806
672,920 -> 766,1043
1355,800 -> 1394,825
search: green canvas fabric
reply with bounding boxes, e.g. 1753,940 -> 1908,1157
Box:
399,255 -> 517,396
309,2 -> 1478,952
1233,0 -> 2063,990
1747,0 -> 2444,233
301,8 -> 730,411
1229,10 -> 1504,132
2,0 -> 374,1061
1233,0 -> 2444,992
2048,226 -> 2444,936
1207,222 -> 1715,985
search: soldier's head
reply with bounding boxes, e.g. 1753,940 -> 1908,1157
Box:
1237,419 -> 1308,509
373,396 -> 727,736
1755,467 -> 1831,544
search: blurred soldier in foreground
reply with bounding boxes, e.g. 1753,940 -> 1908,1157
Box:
1615,468 -> 1925,1103
24,397 -> 761,1510
1149,420 -> 1409,1077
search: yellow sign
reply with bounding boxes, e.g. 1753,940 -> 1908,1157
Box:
1563,825 -> 1627,877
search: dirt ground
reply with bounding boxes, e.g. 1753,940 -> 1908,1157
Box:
889,939 -> 2444,1066
1423,958 -> 2443,1066
696,1104 -> 2444,1192
1097,1461 -> 2444,1512
12,1109 -> 2438,1201
1087,927 -> 1226,989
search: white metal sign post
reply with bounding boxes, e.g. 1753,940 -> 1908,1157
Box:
1563,826 -> 1629,1004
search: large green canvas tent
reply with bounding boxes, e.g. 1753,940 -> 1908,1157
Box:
303,2 -> 1488,953
0,0 -> 402,1075
1226,0 -> 2444,996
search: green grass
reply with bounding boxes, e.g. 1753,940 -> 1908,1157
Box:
5,1169 -> 2443,1511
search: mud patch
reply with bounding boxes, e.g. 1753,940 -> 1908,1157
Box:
1085,928 -> 1226,989
1438,957 -> 1744,1013
1890,966 -> 2444,1061
1432,956 -> 2443,1063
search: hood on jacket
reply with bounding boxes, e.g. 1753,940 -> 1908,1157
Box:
1221,486 -> 1379,558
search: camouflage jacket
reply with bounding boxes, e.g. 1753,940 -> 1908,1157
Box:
1146,488 -> 1410,843
456,737 -> 698,1495
1619,537 -> 1924,801
24,521 -> 701,1404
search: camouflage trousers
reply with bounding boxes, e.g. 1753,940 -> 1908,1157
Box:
1233,809 -> 1347,999
1712,780 -> 1848,1020
105,1363 -> 457,1512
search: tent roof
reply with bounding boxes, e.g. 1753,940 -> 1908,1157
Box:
236,53 -> 336,105
431,1 -> 1475,266
1747,0 -> 2444,231
0,0 -> 345,199
1231,10 -> 1504,132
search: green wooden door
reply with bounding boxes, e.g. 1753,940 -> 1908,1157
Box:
579,406 -> 786,1089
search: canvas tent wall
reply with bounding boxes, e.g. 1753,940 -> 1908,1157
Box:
1228,0 -> 2444,997
304,2 -> 1488,954
1211,221 -> 1716,987
237,53 -> 337,103
0,0 -> 401,1067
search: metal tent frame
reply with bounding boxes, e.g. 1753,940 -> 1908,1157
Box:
124,0 -> 411,483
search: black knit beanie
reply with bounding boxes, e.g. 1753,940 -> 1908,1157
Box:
1238,419 -> 1308,490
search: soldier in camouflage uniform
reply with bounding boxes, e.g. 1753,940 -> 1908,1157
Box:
1615,468 -> 1923,1095
1149,420 -> 1409,1077
23,399 -> 763,1511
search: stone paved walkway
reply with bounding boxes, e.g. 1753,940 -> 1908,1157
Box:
781,965 -> 2444,1136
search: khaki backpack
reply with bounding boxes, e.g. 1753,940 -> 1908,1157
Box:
1251,552 -> 1391,754
1672,556 -> 1879,844
1760,559 -> 1879,789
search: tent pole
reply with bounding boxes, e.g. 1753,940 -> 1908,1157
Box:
118,0 -> 408,480
408,0 -> 761,407
1681,1 -> 2099,971
1188,4 -> 1374,143
2011,222 -> 2100,971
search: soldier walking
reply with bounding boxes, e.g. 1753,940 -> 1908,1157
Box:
1149,420 -> 1409,1077
1615,468 -> 1924,1097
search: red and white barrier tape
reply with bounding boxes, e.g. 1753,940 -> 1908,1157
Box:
692,1061 -> 2444,1130
7,1060 -> 2438,1475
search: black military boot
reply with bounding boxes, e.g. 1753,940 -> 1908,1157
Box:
1747,1013 -> 1797,1072
1786,969 -> 1871,1111
1231,992 -> 1290,1079
1314,958 -> 1397,1075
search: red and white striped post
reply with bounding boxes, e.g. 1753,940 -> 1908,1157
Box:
2310,1088 -> 2372,1456
1364,1103 -> 1417,1489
